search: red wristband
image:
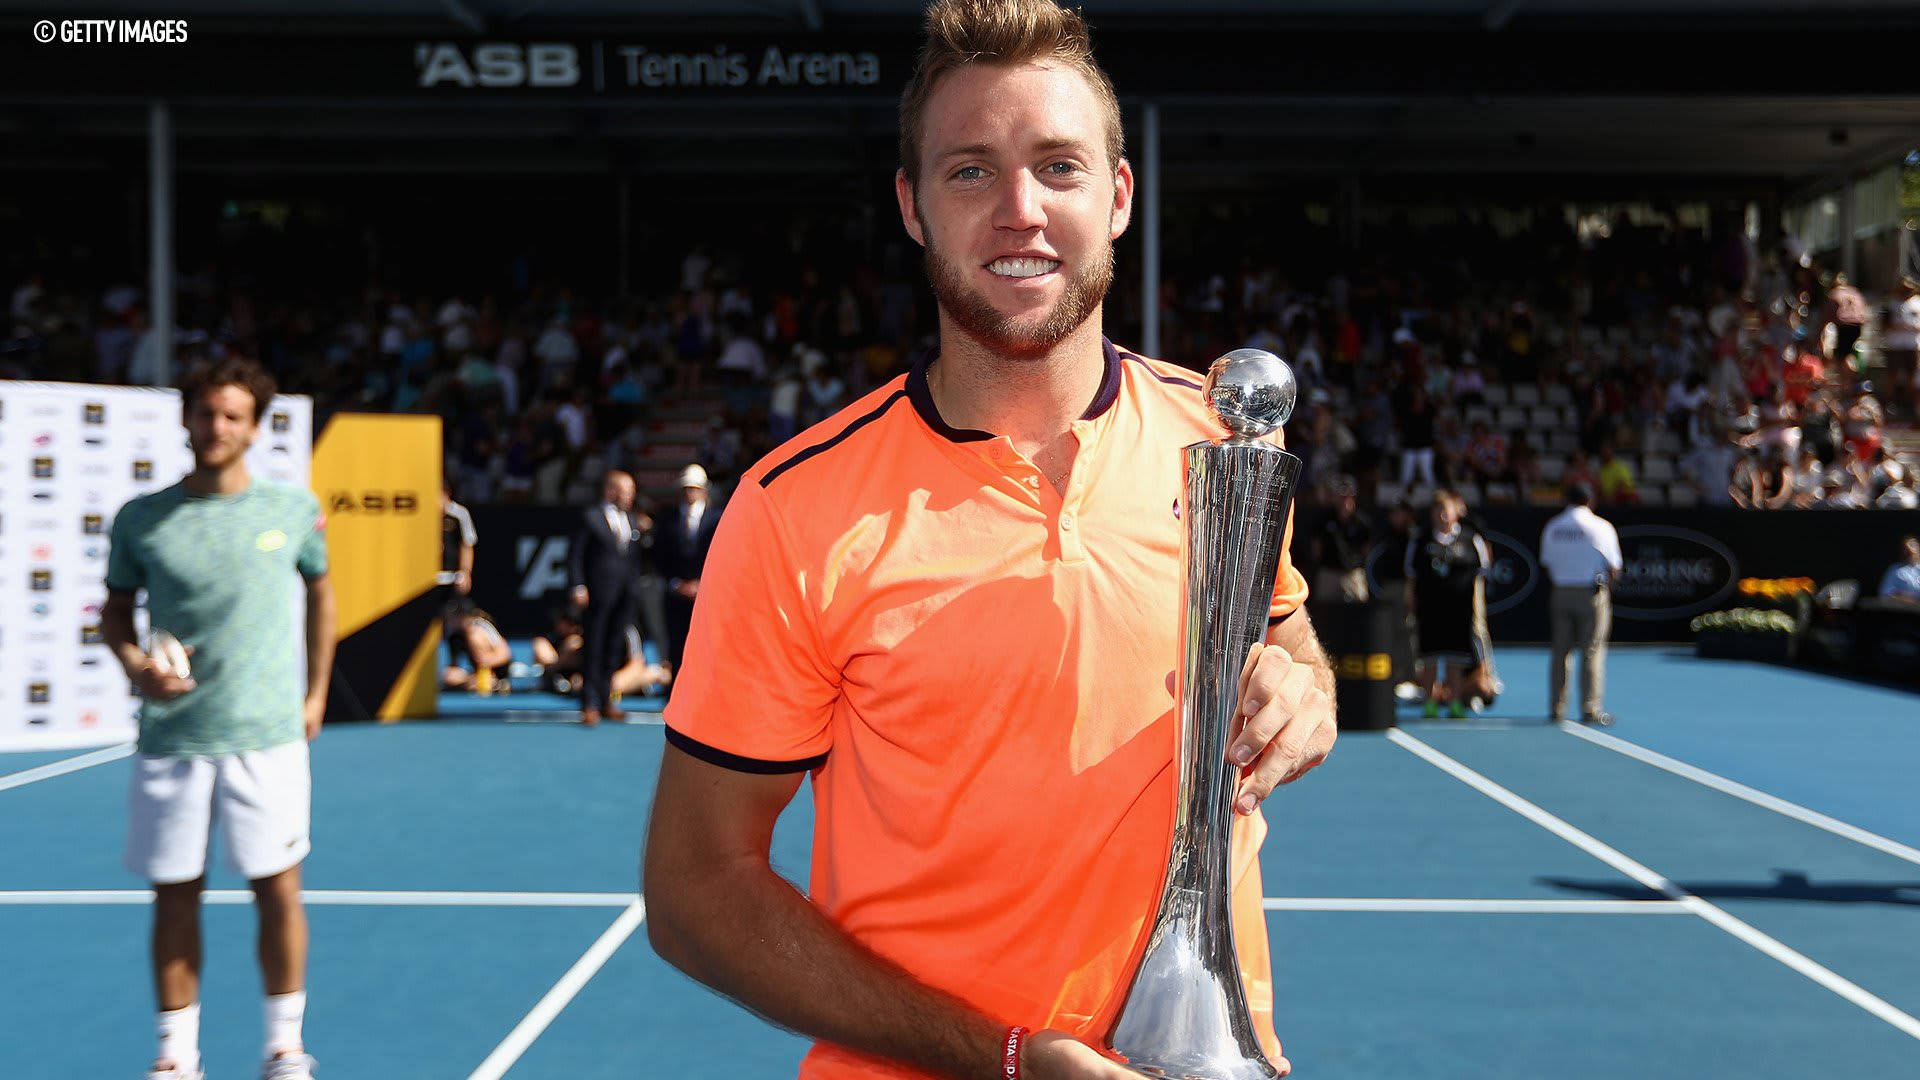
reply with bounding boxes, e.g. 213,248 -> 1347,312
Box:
1002,1026 -> 1030,1080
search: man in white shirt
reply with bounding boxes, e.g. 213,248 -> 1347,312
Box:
1880,535 -> 1920,603
1539,483 -> 1623,726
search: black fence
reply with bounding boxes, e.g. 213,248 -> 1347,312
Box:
465,503 -> 1920,643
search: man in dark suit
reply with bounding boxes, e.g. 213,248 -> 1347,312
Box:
657,463 -> 721,681
568,469 -> 649,726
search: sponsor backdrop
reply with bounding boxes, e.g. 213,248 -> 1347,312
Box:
471,503 -> 1920,644
309,414 -> 443,722
0,381 -> 311,751
1354,506 -> 1920,642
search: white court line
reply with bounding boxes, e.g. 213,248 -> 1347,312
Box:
1388,727 -> 1920,1042
467,900 -> 647,1080
1557,720 -> 1920,869
0,743 -> 134,793
1262,897 -> 1689,914
0,889 -> 638,907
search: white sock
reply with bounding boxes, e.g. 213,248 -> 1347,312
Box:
156,1002 -> 200,1070
264,990 -> 306,1057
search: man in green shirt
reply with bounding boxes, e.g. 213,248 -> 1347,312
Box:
102,358 -> 336,1080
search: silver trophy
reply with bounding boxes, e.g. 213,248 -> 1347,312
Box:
1107,349 -> 1301,1079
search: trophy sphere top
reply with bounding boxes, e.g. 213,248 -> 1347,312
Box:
1204,349 -> 1296,437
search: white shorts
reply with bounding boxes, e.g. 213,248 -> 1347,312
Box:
125,741 -> 312,885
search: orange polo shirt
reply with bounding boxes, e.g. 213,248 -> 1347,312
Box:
663,339 -> 1308,1078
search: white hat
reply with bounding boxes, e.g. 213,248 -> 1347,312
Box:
679,464 -> 709,489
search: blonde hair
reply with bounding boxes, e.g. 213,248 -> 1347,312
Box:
897,0 -> 1124,185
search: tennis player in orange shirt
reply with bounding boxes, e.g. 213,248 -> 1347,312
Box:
643,2 -> 1338,1078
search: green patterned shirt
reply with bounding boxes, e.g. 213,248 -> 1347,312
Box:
106,479 -> 328,756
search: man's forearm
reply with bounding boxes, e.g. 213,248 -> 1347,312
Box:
648,861 -> 1007,1080
305,583 -> 337,703
101,609 -> 148,680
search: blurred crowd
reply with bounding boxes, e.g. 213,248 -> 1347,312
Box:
8,206 -> 1919,513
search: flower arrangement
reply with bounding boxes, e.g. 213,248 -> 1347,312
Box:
1736,577 -> 1815,600
1691,608 -> 1797,634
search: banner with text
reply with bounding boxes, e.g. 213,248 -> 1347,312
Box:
0,382 -> 310,751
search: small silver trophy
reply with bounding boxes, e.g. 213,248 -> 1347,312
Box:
1107,349 -> 1302,1079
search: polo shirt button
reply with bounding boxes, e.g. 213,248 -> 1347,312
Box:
1060,514 -> 1075,530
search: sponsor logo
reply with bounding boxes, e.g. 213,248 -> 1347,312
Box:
327,490 -> 420,514
76,683 -> 106,700
1612,527 -> 1739,620
28,403 -> 59,417
133,460 -> 154,481
516,535 -> 573,598
84,436 -> 106,447
29,657 -> 50,673
33,431 -> 53,447
27,716 -> 50,727
80,711 -> 100,728
132,409 -> 160,423
82,514 -> 104,535
84,545 -> 102,559
28,682 -> 51,705
31,602 -> 50,617
272,444 -> 291,454
80,654 -> 102,667
31,569 -> 52,590
32,544 -> 51,560
271,410 -> 291,433
81,601 -> 100,616
80,462 -> 110,477
256,529 -> 287,552
416,41 -> 581,88
31,491 -> 53,501
1478,531 -> 1541,615
81,623 -> 103,645
84,402 -> 106,424
32,456 -> 53,478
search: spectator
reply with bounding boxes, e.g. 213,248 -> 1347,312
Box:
1313,476 -> 1374,602
1665,374 -> 1709,446
1824,271 -> 1868,367
1395,384 -> 1437,490
1883,277 -> 1920,418
1538,483 -> 1621,726
1876,467 -> 1919,509
1463,420 -> 1508,485
715,312 -> 767,383
656,463 -> 721,679
1880,536 -> 1920,603
1680,426 -> 1742,507
1406,489 -> 1490,719
1596,443 -> 1637,505
568,470 -> 647,726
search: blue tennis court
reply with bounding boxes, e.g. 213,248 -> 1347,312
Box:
5,647 -> 1917,1079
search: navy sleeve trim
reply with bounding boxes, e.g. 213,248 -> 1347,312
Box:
664,726 -> 827,775
760,389 -> 912,488
1118,349 -> 1204,391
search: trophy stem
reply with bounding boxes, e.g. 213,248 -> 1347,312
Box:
1107,437 -> 1301,1080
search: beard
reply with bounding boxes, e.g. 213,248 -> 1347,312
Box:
920,214 -> 1114,360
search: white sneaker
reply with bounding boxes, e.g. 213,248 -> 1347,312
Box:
147,1062 -> 204,1080
261,1052 -> 317,1080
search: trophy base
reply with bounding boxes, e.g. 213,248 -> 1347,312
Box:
1115,1055 -> 1282,1080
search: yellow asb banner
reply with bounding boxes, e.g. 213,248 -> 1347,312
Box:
310,414 -> 442,720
